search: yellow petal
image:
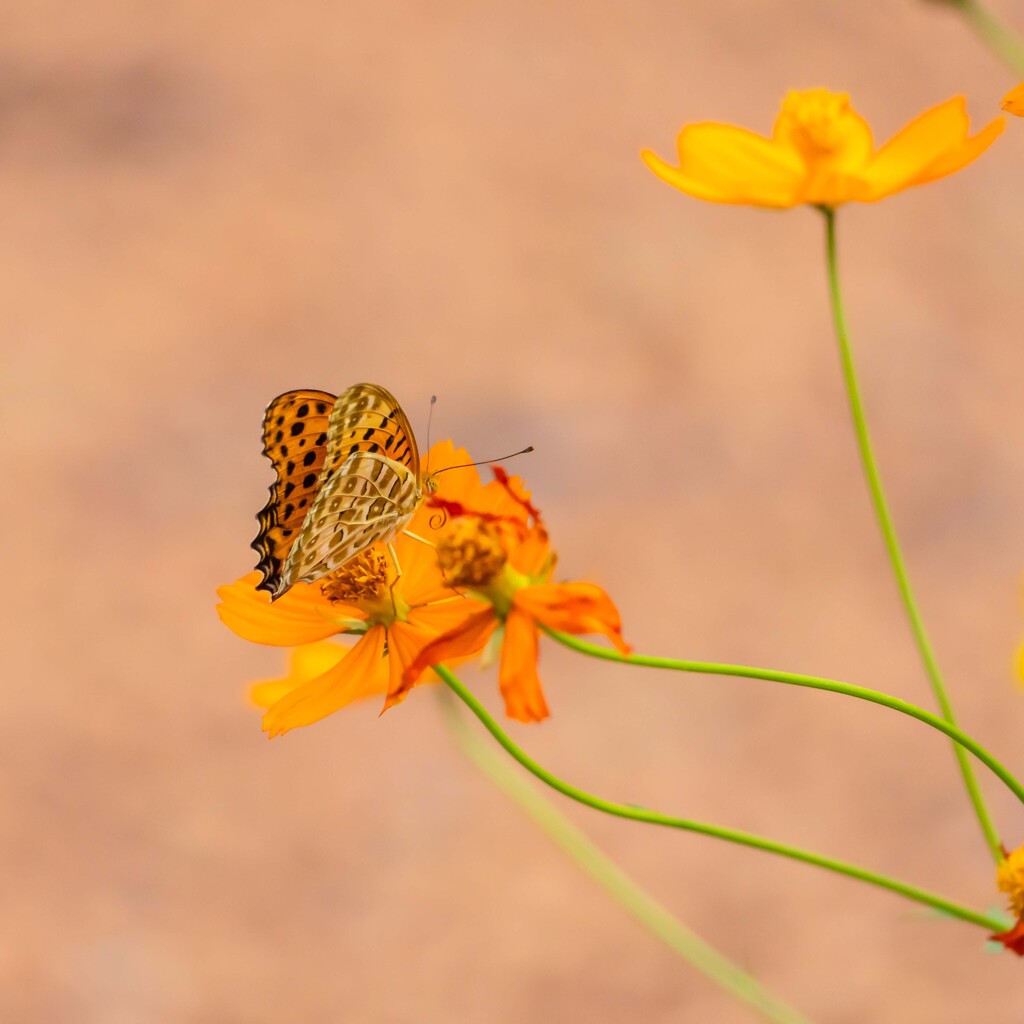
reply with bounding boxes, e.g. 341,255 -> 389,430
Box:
861,98 -> 1003,200
907,116 -> 1004,189
1014,642 -> 1024,686
642,122 -> 803,207
1003,82 -> 1024,116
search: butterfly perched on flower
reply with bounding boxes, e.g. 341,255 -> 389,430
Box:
252,383 -> 439,600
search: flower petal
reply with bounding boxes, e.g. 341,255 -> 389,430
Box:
261,627 -> 389,737
400,607 -> 499,693
217,572 -> 360,647
383,618 -> 438,711
1002,82 -> 1024,117
498,609 -> 550,723
907,116 -> 1004,189
992,919 -> 1024,956
862,97 -> 1003,199
514,582 -> 631,654
249,641 -> 348,709
643,122 -> 804,207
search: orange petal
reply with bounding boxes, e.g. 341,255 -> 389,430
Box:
400,607 -> 499,693
513,582 -> 631,654
216,572 -> 359,647
383,619 -> 438,712
992,918 -> 1024,955
261,627 -> 389,737
390,528 -> 459,607
1003,82 -> 1024,116
249,640 -> 348,709
862,97 -> 1003,199
509,523 -> 553,578
643,122 -> 803,207
499,609 -> 550,722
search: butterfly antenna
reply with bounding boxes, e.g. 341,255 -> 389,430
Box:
425,394 -> 437,476
432,446 -> 535,476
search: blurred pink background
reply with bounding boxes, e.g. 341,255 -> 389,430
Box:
7,1 -> 1024,1020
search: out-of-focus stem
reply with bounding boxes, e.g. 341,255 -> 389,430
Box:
943,0 -> 1024,77
438,692 -> 815,1024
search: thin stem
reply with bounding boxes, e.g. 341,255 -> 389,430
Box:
438,692 -> 815,1024
435,665 -> 1005,933
948,0 -> 1024,77
822,207 -> 1002,864
546,629 -> 1024,810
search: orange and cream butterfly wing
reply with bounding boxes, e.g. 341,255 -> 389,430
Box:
277,452 -> 422,590
273,383 -> 423,597
252,389 -> 337,595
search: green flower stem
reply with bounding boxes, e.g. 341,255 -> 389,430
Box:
944,0 -> 1024,77
435,665 -> 1005,933
546,629 -> 1024,810
822,207 -> 1002,864
438,692 -> 815,1024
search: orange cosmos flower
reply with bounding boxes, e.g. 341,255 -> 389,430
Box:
642,89 -> 1004,208
217,441 -> 506,736
401,470 -> 630,724
992,844 -> 1024,955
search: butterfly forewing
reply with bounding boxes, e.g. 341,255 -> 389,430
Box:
252,389 -> 337,594
270,383 -> 424,598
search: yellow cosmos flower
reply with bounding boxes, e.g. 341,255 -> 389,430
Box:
642,89 -> 1004,208
1003,83 -> 1024,116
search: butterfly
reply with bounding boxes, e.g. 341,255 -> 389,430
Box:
251,383 -> 438,600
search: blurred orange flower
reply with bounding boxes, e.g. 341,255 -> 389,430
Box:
217,442 -> 501,736
642,89 -> 1003,209
1002,83 -> 1024,116
402,471 -> 631,723
992,844 -> 1024,955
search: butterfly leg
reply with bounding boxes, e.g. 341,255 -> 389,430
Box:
402,529 -> 436,549
387,540 -> 403,615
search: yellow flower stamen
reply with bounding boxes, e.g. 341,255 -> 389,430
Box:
437,520 -> 508,589
776,89 -> 862,161
997,845 -> 1024,917
321,552 -> 389,604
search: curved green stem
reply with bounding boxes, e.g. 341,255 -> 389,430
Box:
943,0 -> 1024,77
822,208 -> 1002,863
546,629 -> 1024,810
438,692 -> 815,1024
435,666 -> 1004,933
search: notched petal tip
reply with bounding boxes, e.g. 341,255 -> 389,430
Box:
1002,82 -> 1024,116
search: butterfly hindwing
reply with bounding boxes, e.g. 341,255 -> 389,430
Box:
278,451 -> 421,589
252,389 -> 337,594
